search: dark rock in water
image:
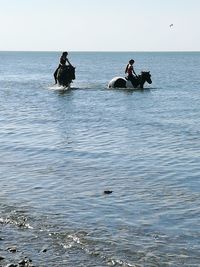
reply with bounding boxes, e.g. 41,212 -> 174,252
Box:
18,259 -> 26,265
40,246 -> 48,253
18,257 -> 33,266
0,255 -> 5,260
104,190 -> 113,194
7,246 -> 17,253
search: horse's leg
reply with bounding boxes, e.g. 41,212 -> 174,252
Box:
140,80 -> 145,89
135,76 -> 143,88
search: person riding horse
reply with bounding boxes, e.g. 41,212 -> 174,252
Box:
54,52 -> 72,84
125,59 -> 138,87
53,52 -> 75,87
108,71 -> 152,89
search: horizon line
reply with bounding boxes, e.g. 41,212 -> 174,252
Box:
0,50 -> 199,53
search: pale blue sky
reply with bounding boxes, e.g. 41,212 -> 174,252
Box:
0,0 -> 199,51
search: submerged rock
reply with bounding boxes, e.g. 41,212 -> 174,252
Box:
104,190 -> 113,194
0,255 -> 5,260
18,257 -> 33,266
7,246 -> 17,253
18,259 -> 26,265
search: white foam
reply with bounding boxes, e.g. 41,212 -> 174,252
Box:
48,84 -> 69,91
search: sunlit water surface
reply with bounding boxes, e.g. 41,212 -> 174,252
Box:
0,52 -> 200,266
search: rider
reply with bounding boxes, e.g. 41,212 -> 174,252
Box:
54,52 -> 72,84
125,59 -> 137,86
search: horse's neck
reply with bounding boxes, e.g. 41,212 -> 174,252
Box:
138,75 -> 145,88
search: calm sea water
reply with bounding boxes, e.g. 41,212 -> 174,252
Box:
0,51 -> 200,266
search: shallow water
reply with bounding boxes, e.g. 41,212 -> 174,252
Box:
0,51 -> 200,266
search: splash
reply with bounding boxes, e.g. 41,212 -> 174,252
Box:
48,84 -> 70,91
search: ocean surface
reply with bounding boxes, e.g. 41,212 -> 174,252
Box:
0,51 -> 200,266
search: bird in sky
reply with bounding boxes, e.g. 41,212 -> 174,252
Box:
169,24 -> 174,28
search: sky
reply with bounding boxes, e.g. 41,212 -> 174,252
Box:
0,0 -> 199,51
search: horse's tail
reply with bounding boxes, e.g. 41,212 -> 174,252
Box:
125,64 -> 129,74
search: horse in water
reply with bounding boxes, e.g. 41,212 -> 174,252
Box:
108,71 -> 152,89
57,65 -> 76,87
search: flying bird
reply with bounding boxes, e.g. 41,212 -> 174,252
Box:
169,24 -> 174,28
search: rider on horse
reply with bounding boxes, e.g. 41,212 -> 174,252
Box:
54,52 -> 72,84
125,59 -> 138,87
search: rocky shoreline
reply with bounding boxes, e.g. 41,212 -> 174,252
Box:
0,248 -> 36,267
0,242 -> 51,267
0,212 -> 58,267
0,226 -> 49,267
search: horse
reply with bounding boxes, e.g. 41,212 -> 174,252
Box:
108,71 -> 152,89
57,65 -> 76,87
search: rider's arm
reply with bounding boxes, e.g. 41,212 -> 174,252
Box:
132,68 -> 137,77
66,58 -> 72,66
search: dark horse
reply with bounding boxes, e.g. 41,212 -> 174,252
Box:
108,71 -> 152,89
57,65 -> 76,87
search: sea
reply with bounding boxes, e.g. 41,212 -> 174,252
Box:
0,51 -> 200,267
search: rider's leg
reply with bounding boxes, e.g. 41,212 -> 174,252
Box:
128,74 -> 135,87
54,65 -> 61,84
54,68 -> 58,84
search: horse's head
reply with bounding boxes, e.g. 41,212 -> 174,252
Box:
141,71 -> 152,84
